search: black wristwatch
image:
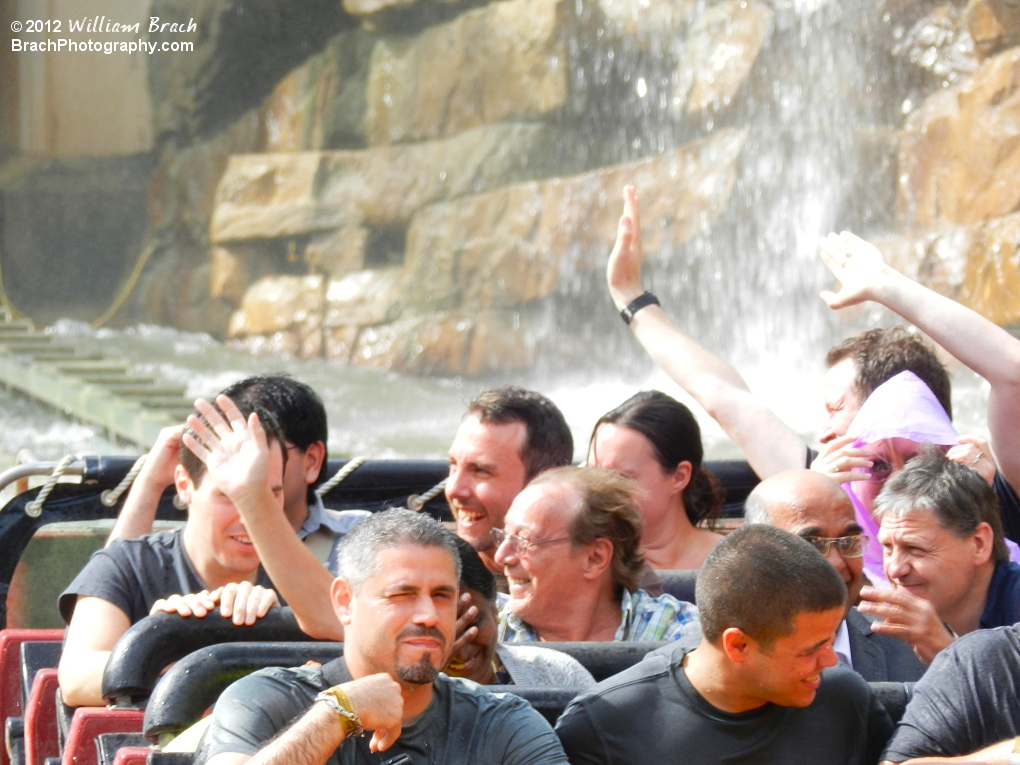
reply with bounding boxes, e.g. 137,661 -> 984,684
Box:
620,291 -> 660,324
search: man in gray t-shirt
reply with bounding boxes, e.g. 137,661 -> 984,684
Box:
199,657 -> 563,765
198,509 -> 567,765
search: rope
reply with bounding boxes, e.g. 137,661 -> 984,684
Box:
0,240 -> 26,320
315,457 -> 367,498
407,479 -> 447,512
91,239 -> 158,328
100,454 -> 147,507
25,455 -> 76,518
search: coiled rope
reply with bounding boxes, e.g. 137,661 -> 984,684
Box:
100,454 -> 148,507
315,457 -> 367,498
25,455 -> 77,518
407,479 -> 447,512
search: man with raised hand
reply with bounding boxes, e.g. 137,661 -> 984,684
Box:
744,469 -> 925,681
555,525 -> 893,765
197,510 -> 569,765
57,399 -> 287,707
606,186 -> 1016,525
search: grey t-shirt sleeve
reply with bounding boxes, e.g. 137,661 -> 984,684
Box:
197,666 -> 325,763
59,546 -> 140,623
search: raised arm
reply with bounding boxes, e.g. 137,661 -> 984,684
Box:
57,597 -> 132,707
820,232 -> 1020,490
609,185 -> 808,478
106,425 -> 185,545
183,398 -> 342,640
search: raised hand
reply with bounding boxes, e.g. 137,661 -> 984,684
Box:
341,674 -> 405,752
182,395 -> 270,506
810,434 -> 874,485
445,592 -> 480,669
947,435 -> 997,486
139,425 -> 186,490
819,231 -> 898,310
607,185 -> 646,310
857,585 -> 955,665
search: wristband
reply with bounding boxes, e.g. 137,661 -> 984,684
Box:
316,686 -> 364,738
620,292 -> 660,324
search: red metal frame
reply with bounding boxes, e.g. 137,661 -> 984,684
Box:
24,668 -> 60,765
0,629 -> 64,765
61,709 -> 143,765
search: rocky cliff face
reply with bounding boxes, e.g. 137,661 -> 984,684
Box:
123,0 -> 1020,374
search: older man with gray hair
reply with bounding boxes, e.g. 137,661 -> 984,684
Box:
859,446 -> 1020,665
198,509 -> 569,765
744,469 -> 924,681
495,466 -> 700,642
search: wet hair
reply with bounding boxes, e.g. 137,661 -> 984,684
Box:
179,399 -> 287,488
590,390 -> 723,527
453,536 -> 497,603
220,374 -> 329,503
335,509 -> 462,590
873,445 -> 1008,563
826,327 -> 952,419
696,525 -> 847,648
530,466 -> 646,596
466,387 -> 573,480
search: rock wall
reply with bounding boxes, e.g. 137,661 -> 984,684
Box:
115,0 -> 1020,374
881,0 -> 1020,329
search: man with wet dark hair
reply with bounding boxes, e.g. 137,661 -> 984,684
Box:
824,326 -> 952,430
744,469 -> 925,681
556,524 -> 893,765
448,386 -> 573,574
198,510 -> 570,765
58,398 -> 289,707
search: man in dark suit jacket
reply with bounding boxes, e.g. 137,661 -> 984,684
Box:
744,470 -> 925,682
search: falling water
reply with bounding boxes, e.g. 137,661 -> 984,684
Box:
0,0 -> 993,471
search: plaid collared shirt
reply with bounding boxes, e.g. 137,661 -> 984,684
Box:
498,589 -> 700,642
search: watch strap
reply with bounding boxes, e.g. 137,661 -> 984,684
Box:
620,292 -> 660,324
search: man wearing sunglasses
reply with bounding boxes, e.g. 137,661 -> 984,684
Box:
744,469 -> 925,681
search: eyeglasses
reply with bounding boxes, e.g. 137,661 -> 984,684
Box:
491,528 -> 573,556
802,534 -> 869,558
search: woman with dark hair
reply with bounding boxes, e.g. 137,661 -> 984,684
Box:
588,390 -> 723,570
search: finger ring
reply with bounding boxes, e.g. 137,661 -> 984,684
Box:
835,461 -> 843,472
970,452 -> 985,466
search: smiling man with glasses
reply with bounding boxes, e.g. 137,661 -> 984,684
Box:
494,466 -> 700,643
744,469 -> 925,682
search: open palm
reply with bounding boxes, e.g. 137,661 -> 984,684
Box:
182,395 -> 269,503
819,231 -> 894,309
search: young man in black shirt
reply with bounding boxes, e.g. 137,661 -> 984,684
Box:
57,400 -> 288,707
555,525 -> 893,765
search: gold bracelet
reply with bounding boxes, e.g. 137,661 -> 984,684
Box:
315,685 -> 364,738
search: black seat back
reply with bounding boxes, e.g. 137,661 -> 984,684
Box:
656,571 -> 698,603
101,608 -> 319,708
19,641 -> 62,706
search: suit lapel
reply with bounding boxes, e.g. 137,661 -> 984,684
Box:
846,608 -> 887,682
